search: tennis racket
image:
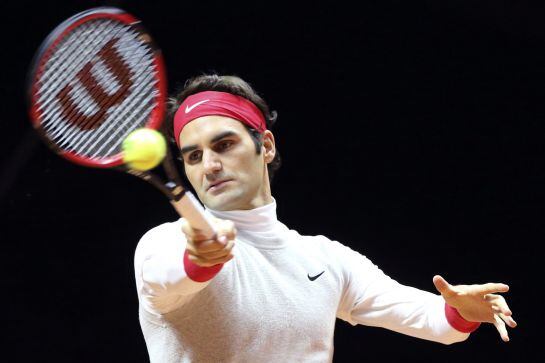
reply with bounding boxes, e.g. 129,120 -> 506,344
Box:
27,7 -> 215,239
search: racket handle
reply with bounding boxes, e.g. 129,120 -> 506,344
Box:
171,191 -> 216,239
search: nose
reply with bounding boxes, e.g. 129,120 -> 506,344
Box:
202,149 -> 222,175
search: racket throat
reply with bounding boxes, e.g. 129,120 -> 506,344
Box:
165,181 -> 187,201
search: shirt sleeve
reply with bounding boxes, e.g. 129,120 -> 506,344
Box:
333,241 -> 471,345
134,220 -> 222,314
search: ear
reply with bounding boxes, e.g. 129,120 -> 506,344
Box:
261,130 -> 276,164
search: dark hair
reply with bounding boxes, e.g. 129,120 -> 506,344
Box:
166,74 -> 281,182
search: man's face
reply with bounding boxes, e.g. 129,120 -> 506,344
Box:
179,116 -> 273,211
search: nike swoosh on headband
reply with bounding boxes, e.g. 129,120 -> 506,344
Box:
185,99 -> 210,113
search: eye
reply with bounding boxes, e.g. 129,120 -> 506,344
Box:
215,140 -> 234,152
187,150 -> 202,163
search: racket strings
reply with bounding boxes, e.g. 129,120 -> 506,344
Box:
38,29 -> 110,135
55,43 -> 136,136
83,76 -> 156,157
38,21 -> 116,113
74,36 -> 157,156
35,18 -> 159,159
74,57 -> 157,157
68,37 -> 138,128
39,21 -> 128,140
41,21 -> 129,124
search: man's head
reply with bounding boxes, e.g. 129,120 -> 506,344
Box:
166,75 -> 281,211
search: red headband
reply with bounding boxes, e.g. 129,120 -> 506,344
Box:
173,91 -> 267,147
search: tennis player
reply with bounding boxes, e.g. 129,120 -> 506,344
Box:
134,75 -> 516,362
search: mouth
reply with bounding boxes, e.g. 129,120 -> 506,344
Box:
206,179 -> 233,192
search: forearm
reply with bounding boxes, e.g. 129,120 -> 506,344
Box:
346,280 -> 473,344
134,222 -> 224,314
138,249 -> 223,314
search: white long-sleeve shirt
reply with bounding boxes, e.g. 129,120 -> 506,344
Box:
134,200 -> 470,362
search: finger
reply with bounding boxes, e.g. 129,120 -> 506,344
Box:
485,294 -> 512,316
197,239 -> 236,259
192,239 -> 230,253
432,275 -> 455,297
480,283 -> 509,295
493,314 -> 510,342
217,235 -> 229,246
186,245 -> 225,258
185,237 -> 218,253
491,305 -> 504,315
216,220 -> 237,242
182,217 -> 232,241
181,219 -> 193,237
498,313 -> 517,328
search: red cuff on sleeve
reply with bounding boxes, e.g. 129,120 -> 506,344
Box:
183,250 -> 223,282
444,303 -> 481,333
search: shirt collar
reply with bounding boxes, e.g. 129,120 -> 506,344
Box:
205,198 -> 289,249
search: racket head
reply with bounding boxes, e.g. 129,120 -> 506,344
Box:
28,7 -> 167,168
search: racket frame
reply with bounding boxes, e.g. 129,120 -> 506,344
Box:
28,6 -> 167,168
27,7 -> 216,238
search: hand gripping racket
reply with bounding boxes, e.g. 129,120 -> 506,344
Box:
27,7 -> 215,238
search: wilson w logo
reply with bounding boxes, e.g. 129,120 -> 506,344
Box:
56,38 -> 134,130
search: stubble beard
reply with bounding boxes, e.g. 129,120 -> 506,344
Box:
201,182 -> 247,211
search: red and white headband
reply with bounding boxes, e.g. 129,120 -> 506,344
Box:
173,91 -> 266,147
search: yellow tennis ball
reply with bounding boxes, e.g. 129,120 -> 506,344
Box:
122,128 -> 167,171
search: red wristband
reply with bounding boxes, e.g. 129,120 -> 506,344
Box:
183,250 -> 223,282
444,303 -> 481,333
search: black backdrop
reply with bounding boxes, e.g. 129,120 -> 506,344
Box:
1,1 -> 542,362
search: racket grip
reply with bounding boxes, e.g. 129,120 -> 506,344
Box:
170,192 -> 216,239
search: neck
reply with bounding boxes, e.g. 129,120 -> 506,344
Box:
240,162 -> 273,209
205,197 -> 289,249
244,180 -> 273,209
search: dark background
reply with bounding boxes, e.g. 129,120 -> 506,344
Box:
1,0 -> 543,362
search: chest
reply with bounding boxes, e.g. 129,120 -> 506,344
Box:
166,242 -> 341,343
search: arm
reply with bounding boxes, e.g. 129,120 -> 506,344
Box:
334,243 -> 472,344
134,218 -> 235,314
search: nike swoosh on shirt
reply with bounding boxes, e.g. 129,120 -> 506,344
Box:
185,99 -> 210,113
307,271 -> 325,281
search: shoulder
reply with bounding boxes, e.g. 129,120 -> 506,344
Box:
140,219 -> 183,242
287,230 -> 358,260
289,230 -> 378,270
290,230 -> 351,253
134,219 -> 186,262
